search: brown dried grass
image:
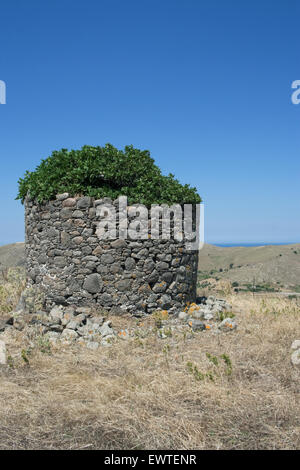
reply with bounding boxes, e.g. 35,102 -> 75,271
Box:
0,292 -> 299,450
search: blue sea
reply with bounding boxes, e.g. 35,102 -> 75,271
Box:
211,242 -> 299,247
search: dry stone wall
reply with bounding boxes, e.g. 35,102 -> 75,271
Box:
25,194 -> 199,314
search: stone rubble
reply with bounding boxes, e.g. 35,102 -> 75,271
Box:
2,293 -> 299,370
0,295 -> 237,350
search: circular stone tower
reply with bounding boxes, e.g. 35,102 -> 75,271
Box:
25,194 -> 199,314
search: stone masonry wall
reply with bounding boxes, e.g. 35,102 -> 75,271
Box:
25,194 -> 199,314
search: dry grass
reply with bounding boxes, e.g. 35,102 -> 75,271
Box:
0,287 -> 299,450
0,267 -> 26,313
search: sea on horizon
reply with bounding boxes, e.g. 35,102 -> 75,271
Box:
211,242 -> 299,247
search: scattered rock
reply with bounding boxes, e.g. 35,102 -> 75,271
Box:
46,332 -> 60,344
291,340 -> 300,351
218,318 -> 237,332
178,311 -> 189,321
0,341 -> 6,365
75,306 -> 92,316
12,313 -> 27,330
118,329 -> 130,340
0,316 -> 13,332
86,341 -> 99,350
61,329 -> 79,341
66,320 -> 80,330
66,314 -> 86,331
99,321 -> 114,337
61,311 -> 75,326
90,316 -> 104,327
158,294 -> 172,309
291,349 -> 300,366
193,310 -> 205,320
49,305 -> 63,323
188,319 -> 206,332
204,312 -> 214,321
6,295 -> 235,350
49,324 -> 64,332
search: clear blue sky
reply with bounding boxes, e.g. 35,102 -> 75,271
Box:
0,0 -> 299,245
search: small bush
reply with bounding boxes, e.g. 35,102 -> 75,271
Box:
16,144 -> 201,206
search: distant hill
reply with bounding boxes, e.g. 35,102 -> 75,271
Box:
0,242 -> 299,289
198,243 -> 300,289
0,242 -> 25,269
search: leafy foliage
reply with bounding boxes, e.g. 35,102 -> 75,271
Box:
17,144 -> 201,206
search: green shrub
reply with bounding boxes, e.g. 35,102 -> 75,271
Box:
221,354 -> 232,376
16,144 -> 201,206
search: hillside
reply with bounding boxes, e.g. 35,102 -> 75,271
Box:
198,243 -> 300,290
0,284 -> 299,449
0,242 -> 299,449
0,242 -> 300,290
0,243 -> 25,270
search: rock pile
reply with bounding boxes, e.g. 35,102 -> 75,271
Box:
0,296 -> 237,352
174,295 -> 236,333
12,304 -> 116,349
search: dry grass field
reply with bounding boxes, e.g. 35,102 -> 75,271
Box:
198,243 -> 300,288
0,272 -> 299,450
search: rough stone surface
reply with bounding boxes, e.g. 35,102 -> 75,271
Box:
83,274 -> 103,294
218,318 -> 237,332
178,311 -> 189,321
49,305 -> 63,322
25,195 -> 199,314
291,340 -> 300,351
99,321 -> 114,337
189,319 -> 205,331
61,328 -> 79,340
